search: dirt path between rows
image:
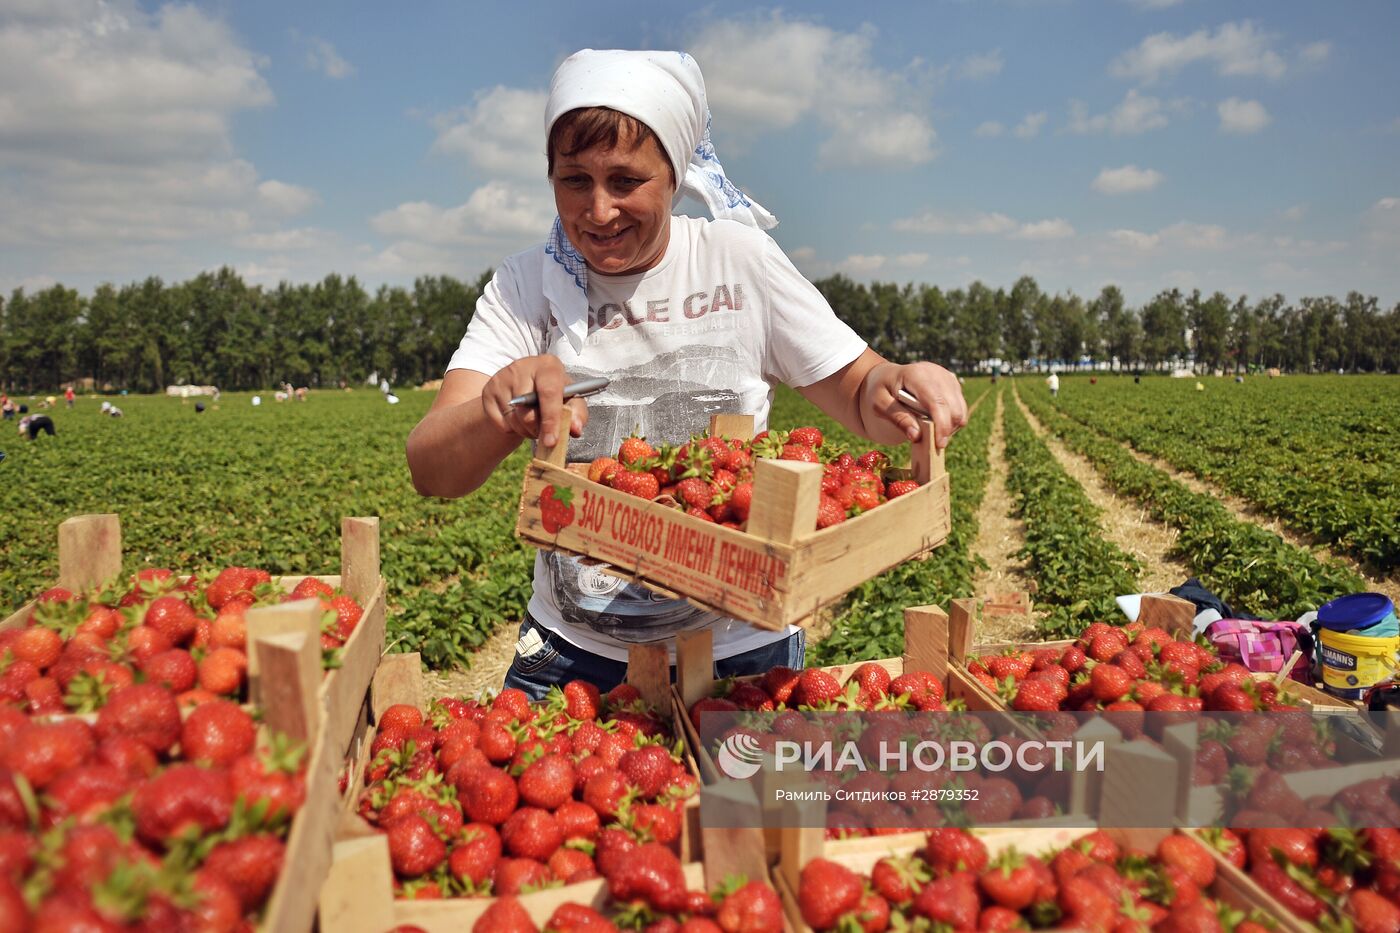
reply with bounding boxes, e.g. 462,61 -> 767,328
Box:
1092,432 -> 1400,608
1013,387 -> 1195,596
969,388 -> 1042,643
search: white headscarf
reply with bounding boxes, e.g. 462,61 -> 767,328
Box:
543,49 -> 777,352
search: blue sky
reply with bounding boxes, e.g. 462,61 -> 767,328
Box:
2,0 -> 1398,308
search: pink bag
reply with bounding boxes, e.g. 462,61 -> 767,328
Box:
1203,619 -> 1314,683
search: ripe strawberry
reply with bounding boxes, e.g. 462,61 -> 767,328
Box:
619,745 -> 674,799
383,814 -> 446,878
886,479 -> 919,498
539,485 -> 576,534
716,880 -> 784,933
132,764 -> 234,845
326,595 -> 363,640
23,677 -> 63,715
789,426 -> 823,448
1157,834 -> 1216,888
96,683 -> 181,754
925,827 -> 989,875
611,467 -> 660,500
379,704 -> 424,734
1089,664 -> 1131,704
458,766 -> 518,825
500,807 -> 563,863
126,625 -> 173,666
96,734 -> 158,779
203,834 -> 285,911
583,769 -> 630,820
144,595 -> 199,646
1249,858 -> 1325,922
605,683 -> 641,706
674,477 -> 712,511
518,754 -> 575,810
181,700 -> 256,766
473,895 -> 537,932
198,647 -> 247,695
760,667 -> 801,705
446,823 -> 502,889
290,577 -> 335,601
1348,889 -> 1400,933
560,680 -> 600,720
850,662 -> 891,699
1012,680 -> 1063,712
588,457 -> 620,485
794,669 -> 842,707
815,494 -> 846,528
618,435 -> 657,466
912,873 -> 980,929
781,443 -> 820,463
12,626 -> 62,671
142,649 -> 198,692
728,682 -> 775,712
978,850 -> 1039,911
607,842 -> 688,913
230,746 -> 306,820
727,482 -> 754,523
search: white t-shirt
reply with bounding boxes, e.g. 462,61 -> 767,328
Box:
447,215 -> 867,662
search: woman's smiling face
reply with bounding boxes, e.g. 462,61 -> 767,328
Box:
550,126 -> 675,276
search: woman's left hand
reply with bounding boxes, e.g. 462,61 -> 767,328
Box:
862,361 -> 968,450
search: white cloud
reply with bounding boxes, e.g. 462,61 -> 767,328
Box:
1161,221 -> 1229,250
840,254 -> 887,275
370,181 -> 555,245
1109,21 -> 1287,84
1092,164 -> 1164,195
1298,41 -> 1331,66
432,86 -> 549,178
1122,0 -> 1186,8
237,261 -> 291,282
894,253 -> 929,267
1068,89 -> 1169,135
1279,204 -> 1306,222
1013,112 -> 1048,139
788,246 -> 817,263
958,50 -> 1003,80
688,12 -> 936,167
257,180 -> 319,215
1218,97 -> 1271,134
974,121 -> 1005,138
1013,219 -> 1075,240
1110,229 -> 1161,250
893,211 -> 1017,236
305,37 -> 353,79
0,1 -> 319,285
233,228 -> 327,251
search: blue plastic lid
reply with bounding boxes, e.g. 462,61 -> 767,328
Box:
1316,593 -> 1396,631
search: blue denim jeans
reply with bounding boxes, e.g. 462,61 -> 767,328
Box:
502,615 -> 806,701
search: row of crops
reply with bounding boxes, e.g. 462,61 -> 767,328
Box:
1,375 -> 1389,672
1048,375 -> 1400,571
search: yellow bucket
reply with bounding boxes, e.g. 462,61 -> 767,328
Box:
1318,626 -> 1400,699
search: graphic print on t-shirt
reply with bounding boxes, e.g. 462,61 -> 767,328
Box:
543,347 -> 743,644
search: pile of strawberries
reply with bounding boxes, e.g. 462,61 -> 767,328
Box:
968,621 -> 1308,717
453,872 -> 783,933
4,566 -> 363,716
688,663 -> 948,725
1219,778 -> 1400,929
571,426 -> 918,532
797,827 -> 1274,932
353,681 -> 704,903
0,684 -> 306,929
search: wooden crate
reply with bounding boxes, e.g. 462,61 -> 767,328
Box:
671,605 -> 1109,865
515,413 -> 951,631
0,513 -> 388,758
772,813 -> 1277,933
322,648 -> 712,930
322,779 -> 774,933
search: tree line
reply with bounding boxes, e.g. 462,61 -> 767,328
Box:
2,268 -> 1397,392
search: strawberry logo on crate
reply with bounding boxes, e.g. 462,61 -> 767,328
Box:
539,485 -> 576,534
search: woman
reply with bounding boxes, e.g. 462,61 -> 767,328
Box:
407,49 -> 968,699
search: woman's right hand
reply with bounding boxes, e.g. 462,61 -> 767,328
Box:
480,355 -> 589,449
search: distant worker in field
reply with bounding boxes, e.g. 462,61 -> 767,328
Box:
1047,372 -> 1060,397
64,386 -> 74,408
1,395 -> 13,420
295,386 -> 308,402
405,48 -> 968,700
17,414 -> 54,439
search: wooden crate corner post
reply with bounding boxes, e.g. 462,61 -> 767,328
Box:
912,417 -> 944,487
708,413 -> 755,443
698,779 -> 769,890
902,604 -> 950,681
340,516 -> 380,607
1098,740 -> 1181,829
247,598 -> 324,742
318,834 -> 396,933
947,598 -> 978,664
371,651 -> 423,721
57,513 -> 122,593
627,642 -> 672,714
747,458 -> 822,545
676,628 -> 715,710
1137,594 -> 1197,640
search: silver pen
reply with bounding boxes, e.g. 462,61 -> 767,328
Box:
509,376 -> 611,409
